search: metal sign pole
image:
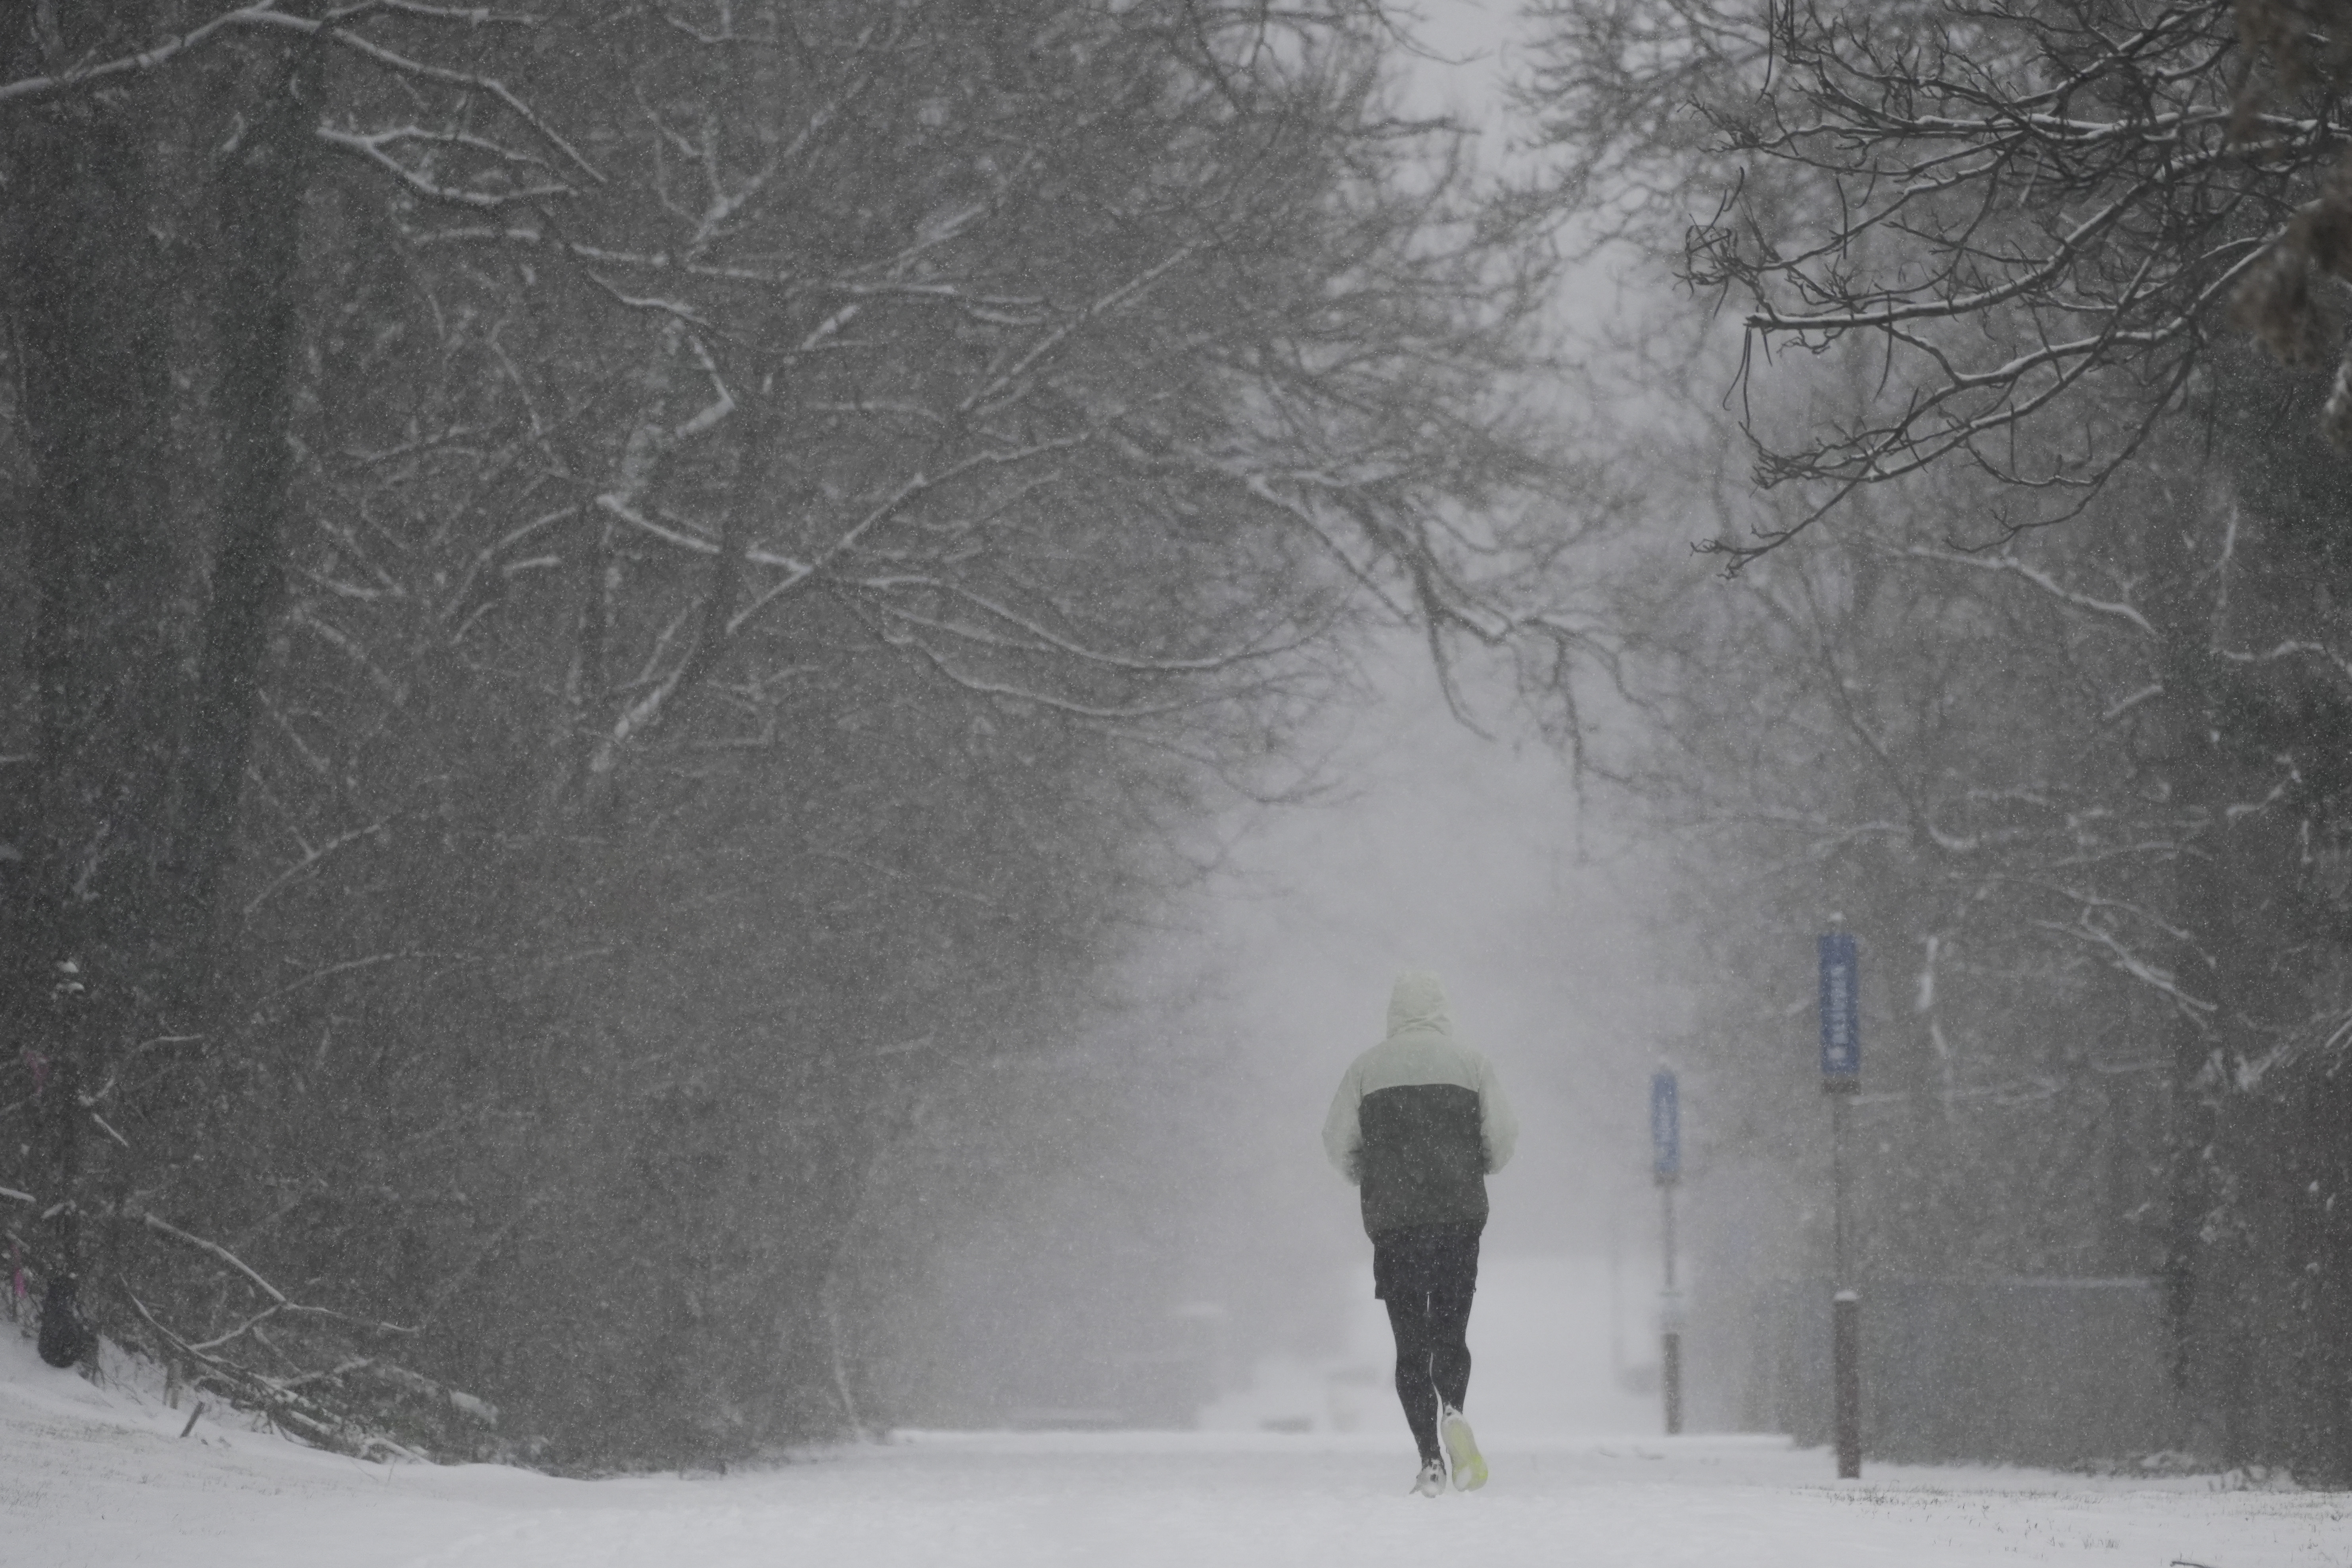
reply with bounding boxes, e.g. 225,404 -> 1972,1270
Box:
1650,1069 -> 1683,1437
1831,1096 -> 1859,1480
1660,1179 -> 1682,1435
1831,1087 -> 1849,1284
1818,934 -> 1862,1480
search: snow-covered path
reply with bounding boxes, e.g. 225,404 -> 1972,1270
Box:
6,1337 -> 2346,1568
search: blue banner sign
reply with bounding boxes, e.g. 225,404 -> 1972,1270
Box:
1819,932 -> 1860,1083
1650,1069 -> 1680,1183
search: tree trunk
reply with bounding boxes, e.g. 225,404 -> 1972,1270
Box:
0,0 -> 174,1302
175,41 -> 321,998
2143,514 -> 2299,1461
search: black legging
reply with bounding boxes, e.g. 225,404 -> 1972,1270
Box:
1386,1286 -> 1473,1463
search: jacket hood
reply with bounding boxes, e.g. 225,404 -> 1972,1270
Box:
1384,969 -> 1453,1039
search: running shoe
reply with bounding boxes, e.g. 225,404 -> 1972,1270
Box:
1441,1407 -> 1487,1491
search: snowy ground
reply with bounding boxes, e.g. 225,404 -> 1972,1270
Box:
6,1329 -> 2348,1568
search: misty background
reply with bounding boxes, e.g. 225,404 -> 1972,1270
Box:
865,645 -> 1687,1438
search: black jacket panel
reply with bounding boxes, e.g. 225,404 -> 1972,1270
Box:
1357,1081 -> 1489,1238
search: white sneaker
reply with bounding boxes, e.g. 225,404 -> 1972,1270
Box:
1412,1458 -> 1447,1497
1441,1407 -> 1487,1491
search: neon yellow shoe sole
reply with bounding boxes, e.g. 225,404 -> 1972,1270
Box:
1442,1409 -> 1487,1491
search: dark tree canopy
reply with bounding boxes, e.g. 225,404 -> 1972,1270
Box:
0,0 -> 1575,1463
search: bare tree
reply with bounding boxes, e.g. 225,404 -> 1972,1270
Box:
1521,0 -> 2352,556
0,0 -> 1595,1460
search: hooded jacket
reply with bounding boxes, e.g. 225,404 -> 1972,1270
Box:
1322,970 -> 1518,1240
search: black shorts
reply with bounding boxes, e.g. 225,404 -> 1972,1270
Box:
1371,1222 -> 1481,1301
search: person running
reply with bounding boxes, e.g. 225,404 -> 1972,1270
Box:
1322,969 -> 1518,1496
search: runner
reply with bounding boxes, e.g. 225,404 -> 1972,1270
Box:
1323,970 -> 1518,1495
